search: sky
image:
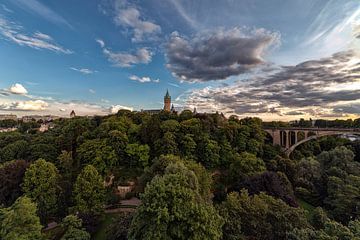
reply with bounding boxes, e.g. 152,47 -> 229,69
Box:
0,0 -> 359,120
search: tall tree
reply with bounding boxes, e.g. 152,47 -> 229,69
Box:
0,196 -> 43,240
73,165 -> 105,216
0,160 -> 28,206
60,214 -> 90,240
22,159 -> 60,221
129,162 -> 223,240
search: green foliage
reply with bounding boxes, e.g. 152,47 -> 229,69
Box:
106,212 -> 133,240
0,160 -> 28,206
77,139 -> 118,175
125,143 -> 150,168
60,214 -> 90,240
129,162 -> 223,240
229,152 -> 266,181
219,190 -> 309,240
73,165 -> 105,215
0,140 -> 28,163
0,196 -> 43,240
22,158 -> 60,221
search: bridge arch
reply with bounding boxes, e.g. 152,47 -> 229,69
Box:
285,132 -> 360,156
264,128 -> 360,157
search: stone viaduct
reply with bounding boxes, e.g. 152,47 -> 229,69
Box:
264,127 -> 360,156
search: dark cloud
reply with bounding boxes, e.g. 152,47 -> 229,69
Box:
165,28 -> 279,82
334,104 -> 360,114
184,50 -> 360,118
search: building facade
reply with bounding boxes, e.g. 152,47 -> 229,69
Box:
142,90 -> 174,114
0,114 -> 17,121
164,89 -> 171,112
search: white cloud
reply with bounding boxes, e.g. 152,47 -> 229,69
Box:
9,83 -> 28,95
96,39 -> 152,67
0,100 -> 48,111
110,104 -> 133,114
33,31 -> 52,40
11,0 -> 72,28
129,75 -> 159,83
112,0 -> 161,42
302,1 -> 360,58
70,67 -> 97,74
89,89 -> 96,94
0,16 -> 72,54
96,38 -> 105,48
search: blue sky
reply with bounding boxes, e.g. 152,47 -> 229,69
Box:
0,0 -> 359,119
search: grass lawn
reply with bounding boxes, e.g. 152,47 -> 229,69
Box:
92,213 -> 118,240
297,198 -> 316,220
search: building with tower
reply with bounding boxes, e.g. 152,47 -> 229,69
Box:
141,90 -> 175,114
164,89 -> 171,112
70,110 -> 76,118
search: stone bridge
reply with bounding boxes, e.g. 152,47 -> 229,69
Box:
264,127 -> 360,156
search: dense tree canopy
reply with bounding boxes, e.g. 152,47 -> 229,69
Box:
73,165 -> 105,216
0,112 -> 359,239
0,196 -> 43,240
22,159 -> 60,221
129,162 -> 223,240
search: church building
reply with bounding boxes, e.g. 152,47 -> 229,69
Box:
141,90 -> 175,114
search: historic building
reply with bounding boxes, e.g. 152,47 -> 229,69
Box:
70,110 -> 76,118
164,89 -> 171,111
142,90 -> 175,114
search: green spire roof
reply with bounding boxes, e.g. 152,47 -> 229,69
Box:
165,89 -> 170,99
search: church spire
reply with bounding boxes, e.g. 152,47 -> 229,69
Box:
164,89 -> 171,111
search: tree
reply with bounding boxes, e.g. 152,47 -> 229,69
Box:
22,159 -> 60,221
0,196 -> 43,240
129,163 -> 223,240
219,190 -> 309,240
155,132 -> 179,155
179,134 -> 196,159
60,214 -> 90,240
106,212 -> 133,240
77,139 -> 118,175
73,165 -> 105,216
324,175 -> 360,223
0,140 -> 28,163
0,160 -> 28,206
125,143 -> 150,168
229,152 -> 266,181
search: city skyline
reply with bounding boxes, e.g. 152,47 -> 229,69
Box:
0,0 -> 359,120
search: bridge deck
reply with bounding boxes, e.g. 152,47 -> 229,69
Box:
263,127 -> 360,132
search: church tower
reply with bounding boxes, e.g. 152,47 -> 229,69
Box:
164,89 -> 171,111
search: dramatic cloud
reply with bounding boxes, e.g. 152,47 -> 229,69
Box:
165,28 -> 280,82
102,0 -> 161,42
0,17 -> 72,54
110,104 -> 133,114
70,67 -> 97,74
0,100 -> 48,111
183,50 -> 360,119
97,39 -> 152,67
9,83 -> 28,95
129,75 -> 159,83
